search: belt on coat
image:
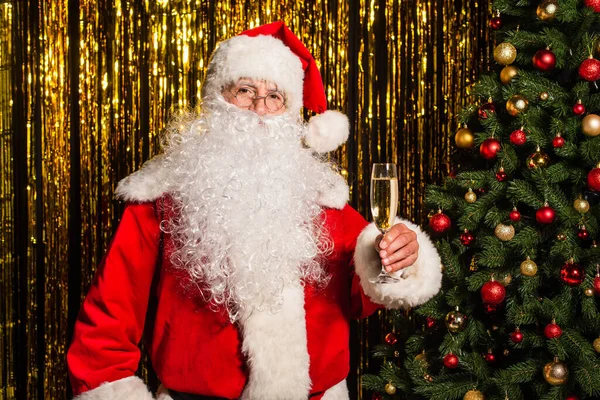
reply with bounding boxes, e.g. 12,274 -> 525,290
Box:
168,389 -> 326,400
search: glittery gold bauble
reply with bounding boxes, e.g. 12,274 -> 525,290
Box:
527,148 -> 550,169
385,382 -> 397,395
499,273 -> 512,286
540,92 -> 550,101
520,257 -> 538,277
506,95 -> 529,116
445,310 -> 467,333
455,126 -> 475,148
494,43 -> 517,65
464,389 -> 485,400
424,374 -> 433,382
574,197 -> 590,213
500,65 -> 518,84
494,223 -> 515,241
415,352 -> 429,367
557,233 -> 567,241
584,288 -> 594,297
582,114 -> 600,137
543,359 -> 569,386
593,337 -> 600,353
537,0 -> 559,21
465,188 -> 477,203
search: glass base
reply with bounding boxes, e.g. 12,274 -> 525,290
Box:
369,272 -> 401,284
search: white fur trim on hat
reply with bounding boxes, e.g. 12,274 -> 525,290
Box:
354,218 -> 442,309
321,379 -> 350,400
73,376 -> 154,400
202,35 -> 305,114
306,110 -> 349,153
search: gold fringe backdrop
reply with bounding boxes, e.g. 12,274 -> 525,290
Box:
1,0 -> 491,398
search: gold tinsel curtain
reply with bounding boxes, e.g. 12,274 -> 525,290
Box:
0,1 -> 490,398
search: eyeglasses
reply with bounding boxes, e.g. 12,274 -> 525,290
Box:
230,86 -> 286,112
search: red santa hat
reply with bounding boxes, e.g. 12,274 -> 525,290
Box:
201,21 -> 349,153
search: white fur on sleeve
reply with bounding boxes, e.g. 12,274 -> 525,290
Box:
321,379 -> 349,400
73,376 -> 154,400
354,218 -> 442,309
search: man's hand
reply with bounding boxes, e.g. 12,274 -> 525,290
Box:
375,223 -> 419,273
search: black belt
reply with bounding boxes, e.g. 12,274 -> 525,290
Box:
168,389 -> 325,400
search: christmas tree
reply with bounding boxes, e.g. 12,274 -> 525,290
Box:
363,1 -> 600,399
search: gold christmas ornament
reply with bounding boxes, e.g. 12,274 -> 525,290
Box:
394,350 -> 401,358
503,348 -> 510,356
574,197 -> 590,213
465,188 -> 477,203
494,223 -> 515,241
464,389 -> 485,400
527,147 -> 550,169
494,42 -> 517,65
539,91 -> 549,101
445,309 -> 468,333
593,337 -> 600,353
415,351 -> 429,367
582,114 -> 600,137
506,94 -> 529,116
385,382 -> 397,395
455,126 -> 475,148
537,0 -> 559,21
584,288 -> 594,297
557,233 -> 567,241
520,257 -> 538,277
500,65 -> 518,84
499,273 -> 512,286
543,358 -> 569,386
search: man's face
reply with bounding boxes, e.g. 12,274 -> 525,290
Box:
223,78 -> 287,116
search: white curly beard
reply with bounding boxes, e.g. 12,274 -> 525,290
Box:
157,98 -> 340,322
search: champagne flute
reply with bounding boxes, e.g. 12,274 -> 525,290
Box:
369,163 -> 401,284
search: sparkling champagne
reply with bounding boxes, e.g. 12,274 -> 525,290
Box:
370,177 -> 398,231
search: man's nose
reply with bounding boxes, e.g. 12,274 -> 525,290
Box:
249,98 -> 268,116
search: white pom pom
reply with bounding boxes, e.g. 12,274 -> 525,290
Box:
306,110 -> 349,153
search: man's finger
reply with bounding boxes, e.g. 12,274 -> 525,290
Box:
382,240 -> 418,265
380,230 -> 417,257
385,253 -> 418,272
379,223 -> 406,249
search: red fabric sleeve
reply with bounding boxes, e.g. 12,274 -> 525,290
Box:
340,205 -> 382,319
67,202 -> 161,395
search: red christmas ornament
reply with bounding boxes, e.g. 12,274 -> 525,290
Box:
484,351 -> 496,364
481,278 -> 506,305
533,48 -> 556,72
429,211 -> 451,233
443,353 -> 460,369
578,226 -> 590,241
372,393 -> 383,400
385,332 -> 398,345
565,395 -> 580,400
496,167 -> 508,182
579,57 -> 600,81
560,261 -> 585,286
573,100 -> 586,116
477,187 -> 486,195
552,134 -> 565,148
490,16 -> 502,29
426,317 -> 437,329
509,208 -> 521,222
483,303 -> 498,314
460,230 -> 475,246
511,328 -> 524,343
480,138 -> 501,160
593,274 -> 600,295
544,321 -> 562,339
536,204 -> 556,224
584,0 -> 600,12
510,128 -> 527,146
478,101 -> 496,119
587,167 -> 600,192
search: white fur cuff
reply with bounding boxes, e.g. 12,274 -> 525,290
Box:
73,376 -> 154,400
321,379 -> 349,400
354,218 -> 442,309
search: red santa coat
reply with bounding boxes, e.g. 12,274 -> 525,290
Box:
67,196 -> 442,400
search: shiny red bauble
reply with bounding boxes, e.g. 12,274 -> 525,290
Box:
573,102 -> 586,116
478,102 -> 496,119
510,329 -> 524,343
578,227 -> 590,241
460,230 -> 475,246
443,353 -> 460,369
510,129 -> 527,146
496,169 -> 508,182
560,261 -> 585,286
533,49 -> 556,72
429,212 -> 451,233
587,168 -> 600,191
489,16 -> 502,29
552,135 -> 565,148
579,57 -> 600,81
536,205 -> 556,224
584,0 -> 600,12
565,395 -> 580,400
544,322 -> 562,339
426,317 -> 437,329
484,351 -> 496,364
480,138 -> 501,160
481,280 -> 506,305
372,393 -> 383,400
593,275 -> 600,295
509,209 -> 521,222
385,332 -> 398,345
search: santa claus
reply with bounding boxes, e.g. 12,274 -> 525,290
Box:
67,21 -> 442,400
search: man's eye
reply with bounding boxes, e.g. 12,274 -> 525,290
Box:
268,93 -> 283,100
237,87 -> 254,95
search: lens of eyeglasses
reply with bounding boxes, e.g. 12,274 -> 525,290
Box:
234,88 -> 285,111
